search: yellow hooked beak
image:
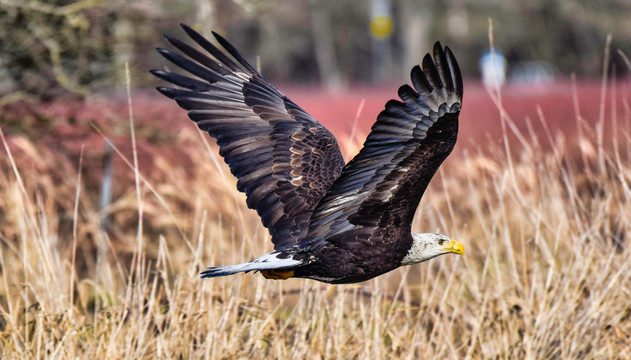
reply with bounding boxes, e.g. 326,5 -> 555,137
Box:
441,239 -> 465,255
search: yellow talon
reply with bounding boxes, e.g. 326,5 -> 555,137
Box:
261,269 -> 295,280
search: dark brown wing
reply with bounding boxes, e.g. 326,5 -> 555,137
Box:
304,42 -> 462,251
151,24 -> 345,249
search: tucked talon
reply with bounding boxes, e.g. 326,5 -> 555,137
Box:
261,270 -> 295,280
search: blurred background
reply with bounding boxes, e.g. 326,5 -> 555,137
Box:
0,0 -> 629,99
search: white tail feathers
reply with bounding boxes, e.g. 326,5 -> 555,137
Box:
200,251 -> 303,278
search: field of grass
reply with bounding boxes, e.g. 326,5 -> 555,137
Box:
1,75 -> 630,359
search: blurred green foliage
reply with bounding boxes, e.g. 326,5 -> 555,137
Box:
0,0 -> 112,99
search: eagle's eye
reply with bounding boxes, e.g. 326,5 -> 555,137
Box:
438,239 -> 447,246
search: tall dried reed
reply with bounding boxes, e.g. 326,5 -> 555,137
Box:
0,70 -> 630,359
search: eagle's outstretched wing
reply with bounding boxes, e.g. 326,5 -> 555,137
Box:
152,24 -> 345,249
304,43 -> 463,252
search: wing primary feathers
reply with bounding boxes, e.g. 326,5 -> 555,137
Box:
410,65 -> 431,95
151,70 -> 213,92
156,48 -> 223,83
156,86 -> 181,99
211,31 -> 259,74
421,53 -> 443,90
179,23 -> 244,73
397,85 -> 419,109
445,46 -> 464,100
156,86 -> 233,101
432,42 -> 454,93
164,35 -> 231,76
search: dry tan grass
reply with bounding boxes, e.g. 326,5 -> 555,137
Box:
1,80 -> 631,359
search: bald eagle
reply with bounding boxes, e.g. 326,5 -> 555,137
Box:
152,24 -> 464,284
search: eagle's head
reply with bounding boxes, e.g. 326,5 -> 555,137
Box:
400,233 -> 464,265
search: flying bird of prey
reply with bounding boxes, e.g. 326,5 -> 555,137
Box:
152,24 -> 464,284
